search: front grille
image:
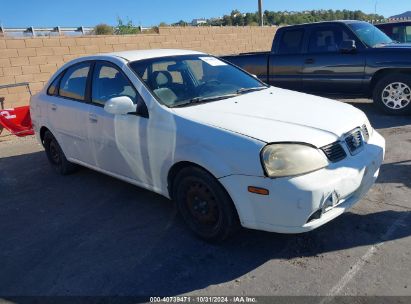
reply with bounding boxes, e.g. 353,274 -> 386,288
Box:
361,124 -> 370,142
321,142 -> 347,162
345,128 -> 364,155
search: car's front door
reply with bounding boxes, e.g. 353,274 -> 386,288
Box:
87,61 -> 150,184
47,61 -> 93,164
302,25 -> 366,95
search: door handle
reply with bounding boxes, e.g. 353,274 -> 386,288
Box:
305,58 -> 315,64
51,104 -> 57,111
89,113 -> 98,123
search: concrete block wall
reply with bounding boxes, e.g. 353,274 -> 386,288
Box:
0,26 -> 277,110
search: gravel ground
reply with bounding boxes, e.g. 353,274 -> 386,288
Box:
0,99 -> 410,300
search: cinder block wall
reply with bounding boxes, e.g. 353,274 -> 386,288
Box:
0,26 -> 277,110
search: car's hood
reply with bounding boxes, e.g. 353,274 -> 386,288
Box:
172,87 -> 369,147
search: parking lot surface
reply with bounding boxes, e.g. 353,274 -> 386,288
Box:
0,100 -> 410,298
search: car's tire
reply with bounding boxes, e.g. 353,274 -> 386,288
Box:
43,131 -> 77,175
373,73 -> 411,115
172,167 -> 239,242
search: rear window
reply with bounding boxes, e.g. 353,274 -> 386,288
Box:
278,29 -> 304,54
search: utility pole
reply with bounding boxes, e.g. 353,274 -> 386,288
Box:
258,0 -> 264,26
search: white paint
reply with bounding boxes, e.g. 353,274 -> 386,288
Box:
199,56 -> 227,66
30,50 -> 386,234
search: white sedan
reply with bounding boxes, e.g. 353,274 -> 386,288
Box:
30,49 -> 385,241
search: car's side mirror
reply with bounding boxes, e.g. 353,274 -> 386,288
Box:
104,96 -> 136,115
339,40 -> 357,54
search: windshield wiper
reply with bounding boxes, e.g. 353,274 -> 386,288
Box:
236,86 -> 267,94
171,93 -> 239,108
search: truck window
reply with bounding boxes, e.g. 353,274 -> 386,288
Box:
278,29 -> 304,54
308,27 -> 351,53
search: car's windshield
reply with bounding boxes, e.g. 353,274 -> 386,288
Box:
129,55 -> 267,107
347,22 -> 393,47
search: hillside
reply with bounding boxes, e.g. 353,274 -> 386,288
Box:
390,11 -> 411,18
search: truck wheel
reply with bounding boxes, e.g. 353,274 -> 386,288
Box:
172,167 -> 239,242
373,74 -> 411,115
43,131 -> 77,175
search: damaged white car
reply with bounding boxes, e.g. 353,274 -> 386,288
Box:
30,49 -> 385,241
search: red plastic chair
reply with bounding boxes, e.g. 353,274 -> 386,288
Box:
0,106 -> 34,137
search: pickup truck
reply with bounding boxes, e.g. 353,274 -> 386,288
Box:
222,20 -> 411,115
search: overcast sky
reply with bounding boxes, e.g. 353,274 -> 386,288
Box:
0,0 -> 407,27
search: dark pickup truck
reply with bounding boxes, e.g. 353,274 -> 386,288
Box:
222,20 -> 411,115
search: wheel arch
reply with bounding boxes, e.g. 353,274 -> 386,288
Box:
39,126 -> 50,146
167,161 -> 219,199
370,68 -> 411,96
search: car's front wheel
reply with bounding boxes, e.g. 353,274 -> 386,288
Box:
173,167 -> 239,242
373,74 -> 411,115
43,130 -> 77,175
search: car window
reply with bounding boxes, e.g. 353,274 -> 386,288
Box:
130,55 -> 266,107
59,62 -> 91,101
392,25 -> 411,43
47,73 -> 62,96
308,27 -> 351,53
278,29 -> 304,54
92,62 -> 137,106
152,61 -> 184,84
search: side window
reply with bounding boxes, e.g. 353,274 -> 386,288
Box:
407,26 -> 411,43
278,29 -> 304,54
47,73 -> 62,96
92,62 -> 137,106
59,62 -> 91,101
308,27 -> 351,53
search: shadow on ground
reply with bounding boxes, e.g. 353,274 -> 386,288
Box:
347,101 -> 411,129
0,150 -> 410,297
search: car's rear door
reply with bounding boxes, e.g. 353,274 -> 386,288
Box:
268,27 -> 306,91
46,61 -> 93,163
301,24 -> 366,95
87,60 -> 150,182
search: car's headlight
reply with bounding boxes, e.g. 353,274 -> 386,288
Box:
261,144 -> 329,178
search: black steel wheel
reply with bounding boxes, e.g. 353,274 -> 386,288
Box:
43,130 -> 77,175
173,166 -> 239,242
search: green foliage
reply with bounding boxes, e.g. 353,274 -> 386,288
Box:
159,22 -> 169,27
93,23 -> 114,35
116,17 -> 140,35
170,9 -> 385,27
172,20 -> 189,26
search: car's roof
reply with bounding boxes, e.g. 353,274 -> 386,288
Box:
280,20 -> 368,28
103,49 -> 206,62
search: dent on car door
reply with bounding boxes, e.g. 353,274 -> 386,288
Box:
269,28 -> 305,91
88,61 -> 150,184
47,61 -> 93,163
302,25 -> 366,95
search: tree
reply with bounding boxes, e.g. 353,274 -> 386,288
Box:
93,24 -> 114,35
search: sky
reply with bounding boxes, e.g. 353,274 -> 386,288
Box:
0,0 -> 409,28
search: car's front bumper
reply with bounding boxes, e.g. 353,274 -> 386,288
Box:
219,130 -> 385,233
